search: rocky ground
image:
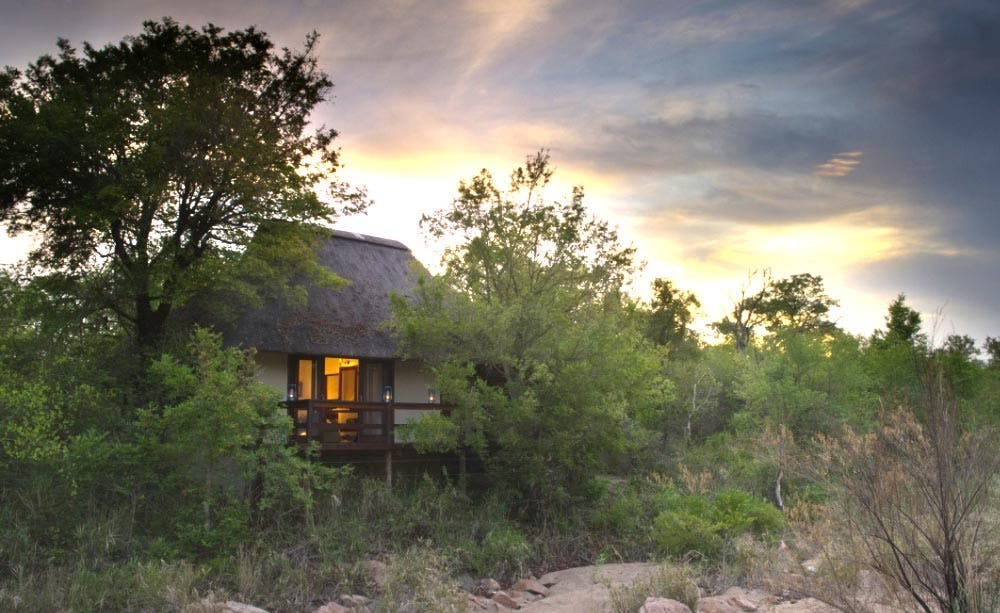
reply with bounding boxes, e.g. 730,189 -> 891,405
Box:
203,561 -> 844,613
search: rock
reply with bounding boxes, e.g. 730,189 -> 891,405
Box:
491,590 -> 521,609
511,589 -> 543,604
728,596 -> 756,612
468,594 -> 494,610
314,602 -> 348,613
770,598 -> 839,612
337,594 -> 371,609
511,578 -> 551,597
640,597 -> 693,613
700,587 -> 764,612
697,598 -> 742,613
477,577 -> 502,596
224,603 -> 269,613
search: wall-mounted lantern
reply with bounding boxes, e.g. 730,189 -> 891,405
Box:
427,387 -> 438,404
382,385 -> 394,404
287,384 -> 297,402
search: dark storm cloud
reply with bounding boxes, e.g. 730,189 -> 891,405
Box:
587,111 -> 845,177
851,249 -> 1000,341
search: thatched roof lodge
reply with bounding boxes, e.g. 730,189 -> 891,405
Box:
229,229 -> 421,359
228,229 -> 443,459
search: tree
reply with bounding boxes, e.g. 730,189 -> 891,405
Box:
865,293 -> 928,408
711,269 -> 771,351
392,152 -> 664,508
712,271 -> 838,350
0,19 -> 366,351
762,273 -> 838,333
877,293 -> 925,346
138,328 -> 333,554
645,278 -> 701,356
983,336 -> 1000,367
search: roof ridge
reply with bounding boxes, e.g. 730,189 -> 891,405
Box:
330,229 -> 410,251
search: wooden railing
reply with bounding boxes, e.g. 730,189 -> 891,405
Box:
287,400 -> 446,451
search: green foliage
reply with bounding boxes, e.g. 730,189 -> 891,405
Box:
392,151 -> 667,511
651,489 -> 784,560
644,278 -> 701,357
878,293 -> 925,345
762,273 -> 839,333
0,559 -> 208,612
712,271 -> 839,350
735,330 -> 876,438
0,19 -> 366,350
653,509 -> 724,559
135,328 -> 332,557
470,522 -> 533,580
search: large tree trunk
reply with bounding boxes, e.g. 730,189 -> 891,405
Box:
135,295 -> 172,352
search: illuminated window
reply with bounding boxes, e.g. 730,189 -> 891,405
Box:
323,357 -> 359,401
296,359 -> 313,400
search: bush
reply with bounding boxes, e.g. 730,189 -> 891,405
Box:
651,488 -> 783,561
609,562 -> 700,613
653,511 -> 723,559
710,489 -> 784,539
470,522 -> 533,580
378,544 -> 466,612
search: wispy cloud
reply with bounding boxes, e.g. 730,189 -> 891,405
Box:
814,150 -> 863,177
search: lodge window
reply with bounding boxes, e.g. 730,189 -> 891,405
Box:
289,355 -> 391,403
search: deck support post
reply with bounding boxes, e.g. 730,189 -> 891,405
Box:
385,449 -> 393,488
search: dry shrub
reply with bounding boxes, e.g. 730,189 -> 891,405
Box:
376,543 -> 466,612
609,562 -> 700,613
800,369 -> 1000,613
677,463 -> 715,495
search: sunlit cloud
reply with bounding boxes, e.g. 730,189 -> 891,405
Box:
814,150 -> 863,177
458,0 -> 558,80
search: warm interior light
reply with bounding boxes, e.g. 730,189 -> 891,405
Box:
324,357 -> 359,401
383,385 -> 393,404
337,411 -> 359,425
296,359 -> 313,400
428,388 -> 438,404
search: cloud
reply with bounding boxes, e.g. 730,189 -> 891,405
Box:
814,150 -> 863,177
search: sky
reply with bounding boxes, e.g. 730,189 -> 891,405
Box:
1,0 -> 998,345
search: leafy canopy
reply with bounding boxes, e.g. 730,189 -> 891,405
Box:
644,278 -> 701,356
712,270 -> 839,350
393,152 -> 664,508
0,19 -> 366,349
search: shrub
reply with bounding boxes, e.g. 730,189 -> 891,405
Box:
470,522 -> 533,580
651,488 -> 784,561
609,562 -> 700,613
653,510 -> 723,559
710,489 -> 784,540
378,544 -> 466,612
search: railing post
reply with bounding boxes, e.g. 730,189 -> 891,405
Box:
386,404 -> 394,446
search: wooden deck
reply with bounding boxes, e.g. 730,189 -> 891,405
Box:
287,400 -> 446,452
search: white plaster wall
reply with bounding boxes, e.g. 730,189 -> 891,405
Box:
255,351 -> 288,398
393,359 -> 435,403
394,408 -> 442,443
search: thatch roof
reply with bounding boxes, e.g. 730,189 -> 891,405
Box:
227,230 -> 423,358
